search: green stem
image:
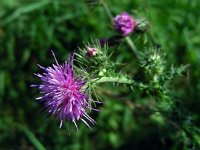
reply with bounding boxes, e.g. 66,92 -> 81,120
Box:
94,76 -> 134,84
100,0 -> 138,57
89,76 -> 148,89
125,36 -> 139,57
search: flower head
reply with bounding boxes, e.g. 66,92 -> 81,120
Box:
114,12 -> 136,36
32,51 -> 96,129
87,47 -> 98,57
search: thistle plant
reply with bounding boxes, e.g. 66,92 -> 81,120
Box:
33,42 -> 186,132
1,0 -> 200,149
31,1 -> 200,149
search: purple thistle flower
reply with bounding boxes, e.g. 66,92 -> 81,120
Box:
32,51 -> 96,129
114,12 -> 136,36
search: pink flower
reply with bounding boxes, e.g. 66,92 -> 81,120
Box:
114,12 -> 136,36
87,47 -> 98,57
32,51 -> 96,129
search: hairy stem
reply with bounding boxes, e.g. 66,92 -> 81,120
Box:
89,76 -> 148,90
94,76 -> 133,84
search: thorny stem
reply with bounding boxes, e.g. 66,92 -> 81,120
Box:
100,0 -> 139,57
89,77 -> 148,89
94,77 -> 133,84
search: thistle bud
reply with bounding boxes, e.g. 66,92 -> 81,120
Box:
87,47 -> 98,57
114,12 -> 137,36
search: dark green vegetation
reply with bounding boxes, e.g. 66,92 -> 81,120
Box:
0,0 -> 200,149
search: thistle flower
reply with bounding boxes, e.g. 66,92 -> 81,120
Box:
32,51 -> 96,129
87,47 -> 98,57
114,12 -> 136,36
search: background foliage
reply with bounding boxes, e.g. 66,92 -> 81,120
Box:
0,0 -> 200,149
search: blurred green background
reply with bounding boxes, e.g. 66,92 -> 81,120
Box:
0,0 -> 200,149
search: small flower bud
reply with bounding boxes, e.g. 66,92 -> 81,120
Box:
98,71 -> 104,76
98,69 -> 107,76
87,47 -> 98,57
114,12 -> 137,36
